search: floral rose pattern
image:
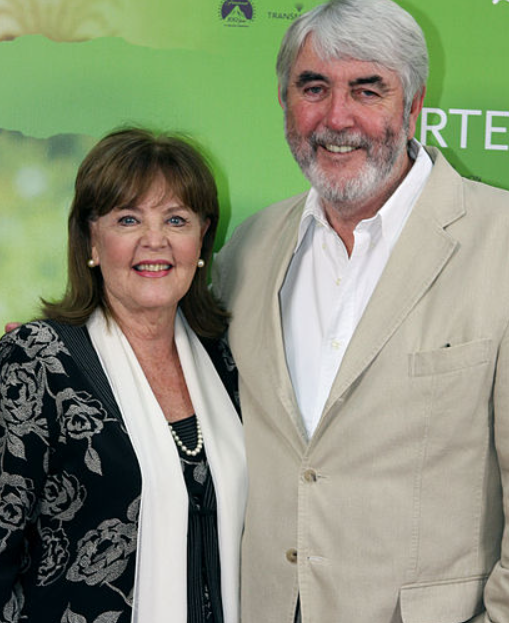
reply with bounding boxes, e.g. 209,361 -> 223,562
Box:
218,335 -> 236,372
56,389 -> 106,442
56,389 -> 120,475
36,526 -> 70,586
0,584 -> 24,623
0,323 -> 69,465
5,323 -> 69,362
40,472 -> 87,522
0,363 -> 48,460
0,322 -> 142,622
0,473 -> 36,534
60,606 -> 122,623
67,518 -> 137,587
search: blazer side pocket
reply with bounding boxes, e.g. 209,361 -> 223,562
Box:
400,575 -> 487,623
408,339 -> 491,377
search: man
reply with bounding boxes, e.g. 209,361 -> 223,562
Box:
212,0 -> 509,622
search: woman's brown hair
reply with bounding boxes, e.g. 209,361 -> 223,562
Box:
42,127 -> 228,338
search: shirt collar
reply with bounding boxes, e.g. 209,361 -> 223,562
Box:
294,140 -> 433,253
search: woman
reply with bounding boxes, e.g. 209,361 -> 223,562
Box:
0,128 -> 247,623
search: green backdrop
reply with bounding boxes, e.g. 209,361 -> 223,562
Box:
1,0 -> 509,329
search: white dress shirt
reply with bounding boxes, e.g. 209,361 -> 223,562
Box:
280,142 -> 433,439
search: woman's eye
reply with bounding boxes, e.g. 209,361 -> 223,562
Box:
118,215 -> 138,225
168,215 -> 187,226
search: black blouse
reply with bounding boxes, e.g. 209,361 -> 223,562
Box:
172,415 -> 223,623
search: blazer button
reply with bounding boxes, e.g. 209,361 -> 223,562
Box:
303,469 -> 317,483
286,549 -> 298,564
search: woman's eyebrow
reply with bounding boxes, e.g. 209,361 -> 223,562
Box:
114,204 -> 141,212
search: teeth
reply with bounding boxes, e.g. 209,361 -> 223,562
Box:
325,144 -> 357,153
135,263 -> 171,272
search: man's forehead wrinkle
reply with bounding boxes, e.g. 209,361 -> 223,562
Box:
292,42 -> 398,89
308,34 -> 397,77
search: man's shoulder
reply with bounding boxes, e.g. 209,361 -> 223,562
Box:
462,175 -> 509,206
428,147 -> 509,197
232,191 -> 308,240
424,147 -> 509,219
212,191 -> 308,301
217,191 -> 307,260
458,171 -> 509,226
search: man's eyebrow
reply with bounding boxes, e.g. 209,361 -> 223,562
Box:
349,75 -> 387,89
295,71 -> 329,88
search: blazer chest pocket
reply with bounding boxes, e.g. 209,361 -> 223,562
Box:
399,575 -> 486,623
408,339 -> 491,377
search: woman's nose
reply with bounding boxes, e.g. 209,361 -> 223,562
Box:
140,225 -> 168,248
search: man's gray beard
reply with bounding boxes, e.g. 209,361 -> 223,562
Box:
286,125 -> 409,211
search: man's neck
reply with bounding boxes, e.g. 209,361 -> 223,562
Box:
322,153 -> 415,256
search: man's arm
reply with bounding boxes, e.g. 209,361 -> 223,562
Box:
481,319 -> 509,622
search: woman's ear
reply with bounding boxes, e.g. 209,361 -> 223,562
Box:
201,218 -> 211,242
89,221 -> 100,266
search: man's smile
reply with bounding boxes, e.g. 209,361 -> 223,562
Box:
322,144 -> 359,154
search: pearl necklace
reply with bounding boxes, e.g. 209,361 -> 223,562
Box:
168,417 -> 204,457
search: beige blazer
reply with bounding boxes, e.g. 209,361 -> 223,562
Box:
213,148 -> 509,623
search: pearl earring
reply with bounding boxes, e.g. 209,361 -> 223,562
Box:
197,259 -> 205,268
87,259 -> 95,268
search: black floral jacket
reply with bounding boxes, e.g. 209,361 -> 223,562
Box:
0,320 -> 238,623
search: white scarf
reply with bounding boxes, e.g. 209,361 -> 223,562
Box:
87,309 -> 247,623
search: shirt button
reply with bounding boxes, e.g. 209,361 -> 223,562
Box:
303,469 -> 318,483
336,278 -> 341,286
286,549 -> 298,564
331,339 -> 341,350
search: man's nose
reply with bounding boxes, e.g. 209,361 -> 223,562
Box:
323,90 -> 355,131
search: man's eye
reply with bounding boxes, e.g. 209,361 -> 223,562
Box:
304,85 -> 325,96
357,89 -> 379,99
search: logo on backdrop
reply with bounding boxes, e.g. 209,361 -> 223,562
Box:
268,3 -> 304,20
420,107 -> 509,152
493,0 -> 509,4
218,0 -> 256,26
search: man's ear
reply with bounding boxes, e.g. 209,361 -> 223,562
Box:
407,86 -> 426,140
278,84 -> 285,110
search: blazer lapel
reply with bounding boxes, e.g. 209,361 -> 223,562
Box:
229,193 -> 308,443
319,148 -> 466,424
264,199 -> 308,438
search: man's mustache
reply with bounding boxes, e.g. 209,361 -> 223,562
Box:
310,129 -> 370,152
